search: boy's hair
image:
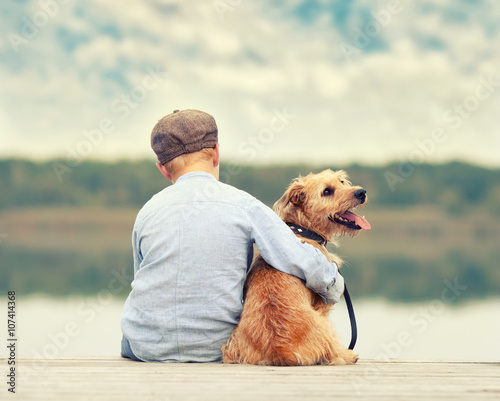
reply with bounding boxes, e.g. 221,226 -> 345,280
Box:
164,147 -> 216,176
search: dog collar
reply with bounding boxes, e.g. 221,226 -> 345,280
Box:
285,222 -> 327,246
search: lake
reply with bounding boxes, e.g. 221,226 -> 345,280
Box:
2,295 -> 499,361
1,206 -> 499,362
1,207 -> 499,301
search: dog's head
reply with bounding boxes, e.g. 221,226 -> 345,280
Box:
273,169 -> 371,242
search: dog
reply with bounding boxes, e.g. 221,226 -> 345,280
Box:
221,169 -> 371,366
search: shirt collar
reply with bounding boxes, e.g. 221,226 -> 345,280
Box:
176,171 -> 217,183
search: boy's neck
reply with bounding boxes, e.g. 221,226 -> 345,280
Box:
171,161 -> 219,183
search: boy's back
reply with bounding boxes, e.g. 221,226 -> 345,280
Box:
123,172 -> 264,362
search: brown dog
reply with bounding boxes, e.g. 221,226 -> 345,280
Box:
221,169 -> 370,366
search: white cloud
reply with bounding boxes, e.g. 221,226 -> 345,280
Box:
74,36 -> 121,69
311,62 -> 349,99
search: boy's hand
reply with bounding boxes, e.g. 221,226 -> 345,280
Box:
323,271 -> 345,304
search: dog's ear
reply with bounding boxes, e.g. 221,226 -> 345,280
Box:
288,181 -> 306,206
273,179 -> 305,216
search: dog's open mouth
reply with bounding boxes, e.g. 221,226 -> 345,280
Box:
329,211 -> 371,230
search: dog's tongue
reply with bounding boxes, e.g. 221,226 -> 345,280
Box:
340,211 -> 371,230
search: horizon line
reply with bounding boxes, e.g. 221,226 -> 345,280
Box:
0,156 -> 499,170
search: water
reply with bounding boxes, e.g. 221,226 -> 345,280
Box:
2,295 -> 499,361
1,207 -> 499,361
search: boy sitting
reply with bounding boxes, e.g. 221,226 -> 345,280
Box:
120,109 -> 344,362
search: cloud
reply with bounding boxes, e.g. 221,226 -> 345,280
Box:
0,0 -> 499,167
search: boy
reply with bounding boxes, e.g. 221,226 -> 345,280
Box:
120,109 -> 344,362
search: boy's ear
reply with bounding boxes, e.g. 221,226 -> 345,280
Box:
156,162 -> 172,181
213,143 -> 220,168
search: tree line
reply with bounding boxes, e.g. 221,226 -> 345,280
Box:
1,158 -> 499,214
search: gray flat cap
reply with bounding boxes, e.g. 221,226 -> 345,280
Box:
151,109 -> 218,164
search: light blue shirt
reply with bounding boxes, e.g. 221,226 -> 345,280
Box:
120,171 -> 344,362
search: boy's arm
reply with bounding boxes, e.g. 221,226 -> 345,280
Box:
246,198 -> 344,304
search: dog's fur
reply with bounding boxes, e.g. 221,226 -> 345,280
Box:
222,169 -> 368,366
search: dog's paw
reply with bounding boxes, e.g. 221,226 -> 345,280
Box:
326,349 -> 359,365
340,349 -> 359,365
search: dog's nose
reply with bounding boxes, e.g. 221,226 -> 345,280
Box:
354,189 -> 366,203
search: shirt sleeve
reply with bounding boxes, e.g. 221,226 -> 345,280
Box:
245,197 -> 344,304
132,224 -> 143,275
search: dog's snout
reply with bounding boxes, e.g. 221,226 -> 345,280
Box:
354,189 -> 366,203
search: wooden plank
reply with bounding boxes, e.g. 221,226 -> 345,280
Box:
3,356 -> 499,401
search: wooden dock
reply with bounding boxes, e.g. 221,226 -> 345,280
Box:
5,356 -> 499,400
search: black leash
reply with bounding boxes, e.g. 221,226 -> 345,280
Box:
343,284 -> 357,350
286,221 -> 358,350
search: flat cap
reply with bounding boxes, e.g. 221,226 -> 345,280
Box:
151,109 -> 218,164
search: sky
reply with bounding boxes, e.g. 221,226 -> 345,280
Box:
0,0 -> 499,166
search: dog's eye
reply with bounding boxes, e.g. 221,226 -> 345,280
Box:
340,180 -> 345,184
322,188 -> 334,196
